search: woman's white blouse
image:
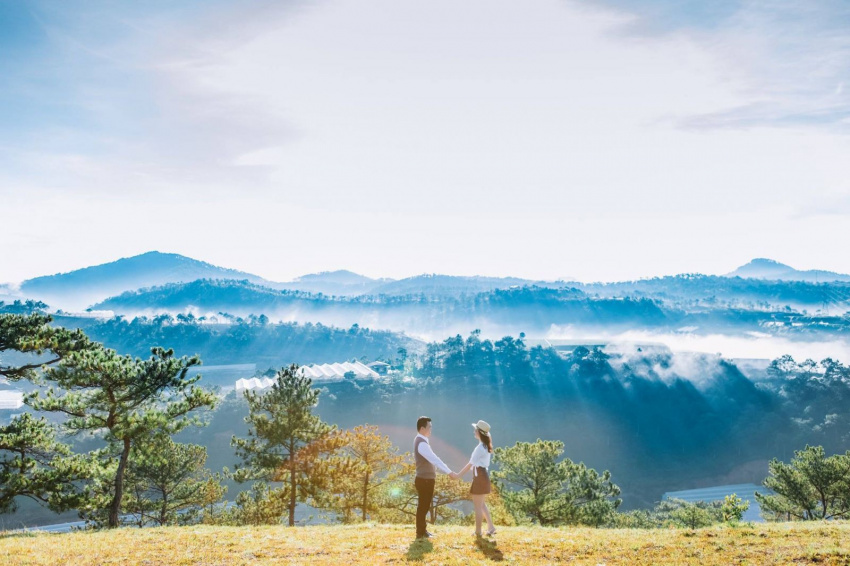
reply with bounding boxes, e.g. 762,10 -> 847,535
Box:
469,443 -> 491,475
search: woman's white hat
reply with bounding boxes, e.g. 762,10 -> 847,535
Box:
471,420 -> 491,433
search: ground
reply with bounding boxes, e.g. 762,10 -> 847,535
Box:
2,522 -> 850,565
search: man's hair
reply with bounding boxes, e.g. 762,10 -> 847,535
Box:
417,416 -> 432,432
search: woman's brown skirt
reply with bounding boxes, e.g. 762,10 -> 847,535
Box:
470,467 -> 491,495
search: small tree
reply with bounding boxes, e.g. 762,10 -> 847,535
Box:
756,445 -> 850,521
320,425 -> 405,522
671,501 -> 713,529
231,364 -> 336,526
492,439 -> 621,527
720,494 -> 749,523
225,483 -> 290,526
123,436 -> 227,526
29,346 -> 217,528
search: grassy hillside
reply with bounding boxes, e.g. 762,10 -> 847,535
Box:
3,523 -> 850,565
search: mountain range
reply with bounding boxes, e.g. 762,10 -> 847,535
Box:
3,252 -> 850,314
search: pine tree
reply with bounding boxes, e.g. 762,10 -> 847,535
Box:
491,439 -> 621,526
756,445 -> 850,520
231,364 -> 336,526
28,345 -> 217,528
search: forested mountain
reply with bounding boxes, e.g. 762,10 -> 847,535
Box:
88,279 -> 850,338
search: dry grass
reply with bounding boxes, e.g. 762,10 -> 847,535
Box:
2,522 -> 850,565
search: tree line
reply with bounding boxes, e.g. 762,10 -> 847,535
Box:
3,313 -> 850,529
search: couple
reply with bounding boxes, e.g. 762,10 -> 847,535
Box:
413,415 -> 496,540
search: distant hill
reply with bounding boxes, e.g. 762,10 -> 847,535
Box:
728,258 -> 850,282
276,270 -> 391,296
368,274 -> 550,297
18,251 -> 273,310
577,274 -> 850,311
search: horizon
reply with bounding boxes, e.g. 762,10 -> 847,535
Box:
3,1 -> 850,282
0,249 -> 826,287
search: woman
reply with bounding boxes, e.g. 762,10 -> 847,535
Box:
457,419 -> 496,537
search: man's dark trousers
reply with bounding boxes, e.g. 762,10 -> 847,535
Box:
414,476 -> 435,537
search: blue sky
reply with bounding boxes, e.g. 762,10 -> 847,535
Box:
1,0 -> 849,283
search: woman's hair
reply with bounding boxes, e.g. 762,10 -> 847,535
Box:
478,429 -> 493,453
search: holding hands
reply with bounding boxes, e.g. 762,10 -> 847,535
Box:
449,471 -> 460,480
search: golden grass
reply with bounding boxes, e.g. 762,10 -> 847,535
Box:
2,522 -> 850,565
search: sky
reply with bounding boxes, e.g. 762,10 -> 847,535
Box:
1,0 -> 849,284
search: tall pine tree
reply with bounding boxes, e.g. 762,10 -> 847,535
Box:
28,345 -> 217,528
231,364 -> 336,526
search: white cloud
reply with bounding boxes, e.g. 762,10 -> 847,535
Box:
2,0 -> 850,284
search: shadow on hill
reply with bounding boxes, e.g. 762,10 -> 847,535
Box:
405,538 -> 433,561
475,537 -> 504,561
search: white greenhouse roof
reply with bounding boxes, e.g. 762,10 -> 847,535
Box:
0,390 -> 24,410
234,362 -> 379,391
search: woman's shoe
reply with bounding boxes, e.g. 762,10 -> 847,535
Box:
486,528 -> 496,536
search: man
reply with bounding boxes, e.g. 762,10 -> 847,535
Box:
413,416 -> 457,539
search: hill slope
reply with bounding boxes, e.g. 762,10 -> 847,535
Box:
19,251 -> 272,310
2,523 -> 848,565
276,269 -> 390,296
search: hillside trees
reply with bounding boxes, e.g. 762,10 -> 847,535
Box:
609,495 -> 749,528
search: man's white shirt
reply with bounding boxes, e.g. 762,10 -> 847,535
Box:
416,433 -> 452,474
